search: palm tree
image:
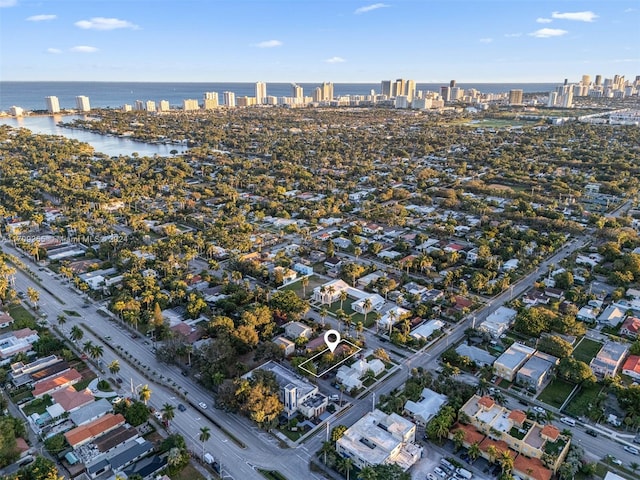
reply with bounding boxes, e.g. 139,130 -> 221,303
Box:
82,341 -> 94,353
301,276 -> 309,298
70,326 -> 84,342
161,403 -> 175,427
320,307 -> 328,326
453,429 -> 465,451
327,285 -> 336,307
57,314 -> 67,329
26,286 -> 39,308
339,290 -> 348,310
372,311 -> 381,333
108,360 -> 120,375
357,466 -> 376,480
362,297 -> 372,326
468,442 -> 481,462
499,451 -> 514,475
89,344 -> 104,361
199,426 -> 211,459
337,456 -> 353,480
139,384 -> 152,405
387,309 -> 398,337
487,445 -> 498,465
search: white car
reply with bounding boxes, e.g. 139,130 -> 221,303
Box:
433,467 -> 447,478
199,402 -> 207,409
533,406 -> 546,414
427,474 -> 437,480
624,445 -> 639,455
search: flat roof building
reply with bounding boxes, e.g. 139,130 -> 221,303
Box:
590,341 -> 629,377
479,306 -> 517,338
336,409 -> 421,471
404,388 -> 447,425
494,343 -> 535,381
516,352 -> 558,391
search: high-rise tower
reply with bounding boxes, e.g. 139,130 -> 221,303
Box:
255,82 -> 267,105
45,96 -> 60,113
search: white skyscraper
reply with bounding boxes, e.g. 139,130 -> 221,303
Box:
45,96 -> 60,113
75,95 -> 90,112
223,91 -> 236,107
255,82 -> 267,105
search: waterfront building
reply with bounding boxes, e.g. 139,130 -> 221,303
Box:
255,81 -> 267,104
203,92 -> 219,109
291,83 -> 303,100
381,80 -> 392,97
145,100 -> 156,112
182,99 -> 199,111
75,95 -> 91,112
45,95 -> 60,113
223,91 -> 236,107
158,100 -> 170,112
9,106 -> 23,116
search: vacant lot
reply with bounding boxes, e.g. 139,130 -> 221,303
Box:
573,338 -> 602,364
538,379 -> 575,409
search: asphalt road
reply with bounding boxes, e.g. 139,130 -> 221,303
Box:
4,229 -> 640,476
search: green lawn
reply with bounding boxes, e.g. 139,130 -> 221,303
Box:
282,275 -> 324,300
564,383 -> 603,418
8,304 -> 36,324
22,395 -> 53,416
538,379 -> 575,409
573,338 -> 602,364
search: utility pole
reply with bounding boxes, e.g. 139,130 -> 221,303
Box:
372,392 -> 375,412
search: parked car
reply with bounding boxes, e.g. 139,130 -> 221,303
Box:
533,406 -> 546,414
433,467 -> 447,478
623,445 -> 639,455
199,402 -> 208,409
586,429 -> 598,437
181,370 -> 189,377
427,474 -> 437,480
178,404 -> 187,412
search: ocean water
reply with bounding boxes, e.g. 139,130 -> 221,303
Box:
0,81 -> 558,112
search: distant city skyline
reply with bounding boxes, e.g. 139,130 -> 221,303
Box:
1,0 -> 639,83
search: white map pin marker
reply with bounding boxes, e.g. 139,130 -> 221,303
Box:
324,329 -> 341,353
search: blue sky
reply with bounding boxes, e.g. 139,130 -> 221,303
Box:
1,0 -> 638,82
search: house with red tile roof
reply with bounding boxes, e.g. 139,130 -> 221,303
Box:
52,386 -> 95,412
622,355 -> 640,381
64,413 -> 125,447
621,316 -> 640,338
32,368 -> 82,398
0,312 -> 14,329
456,395 -> 570,474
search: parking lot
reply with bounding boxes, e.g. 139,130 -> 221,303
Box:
411,442 -> 491,480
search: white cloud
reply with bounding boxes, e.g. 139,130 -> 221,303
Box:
504,33 -> 522,38
354,3 -> 390,14
253,40 -> 283,48
529,28 -> 568,38
624,8 -> 636,13
27,14 -> 56,21
551,11 -> 598,22
325,56 -> 346,63
46,48 -> 61,54
536,17 -> 552,23
0,0 -> 17,7
479,38 -> 493,43
70,45 -> 98,53
75,17 -> 139,30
